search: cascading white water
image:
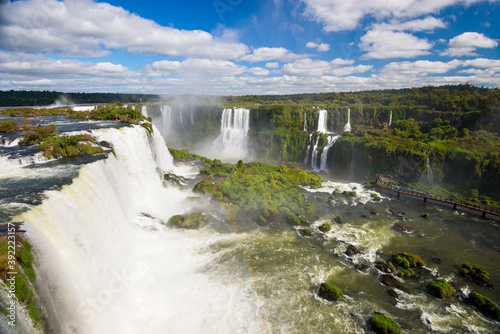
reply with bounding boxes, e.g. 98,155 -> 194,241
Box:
141,105 -> 148,118
16,125 -> 258,334
179,106 -> 184,124
303,113 -> 307,132
304,134 -> 312,166
317,109 -> 328,133
343,108 -> 351,132
425,156 -> 434,183
161,105 -> 171,135
310,137 -> 321,171
389,110 -> 392,127
319,135 -> 340,172
213,108 -> 250,161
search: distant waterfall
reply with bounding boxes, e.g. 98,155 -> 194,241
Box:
317,109 -> 328,133
425,156 -> 434,183
320,135 -> 340,172
213,108 -> 250,160
161,105 -> 172,135
303,113 -> 307,132
304,134 -> 312,166
141,105 -> 148,118
343,108 -> 351,132
310,137 -> 321,170
389,110 -> 392,127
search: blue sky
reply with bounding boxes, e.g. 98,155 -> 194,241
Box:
0,0 -> 499,95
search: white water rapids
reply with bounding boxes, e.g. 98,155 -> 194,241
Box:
16,126 -> 259,333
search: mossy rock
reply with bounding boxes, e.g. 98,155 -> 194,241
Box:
468,291 -> 500,320
167,213 -> 204,229
428,279 -> 455,298
460,262 -> 493,288
302,228 -> 313,237
398,268 -> 415,278
421,213 -> 429,218
319,222 -> 331,232
334,215 -> 343,224
370,313 -> 402,334
318,282 -> 343,301
393,252 -> 424,268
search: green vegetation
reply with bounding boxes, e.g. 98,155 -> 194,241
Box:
0,237 -> 45,331
319,222 -> 331,232
370,313 -> 402,334
468,291 -> 500,320
168,148 -> 213,166
387,262 -> 396,273
460,262 -> 489,282
193,159 -> 321,225
38,134 -> 104,159
22,124 -> 57,145
393,252 -> 424,268
167,213 -> 204,229
0,120 -> 19,133
428,279 -> 455,298
421,213 -> 430,218
318,282 -> 344,301
398,268 -> 415,278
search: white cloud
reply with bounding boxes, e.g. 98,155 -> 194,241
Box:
281,58 -> 370,76
265,62 -> 280,68
144,59 -> 248,78
441,32 -> 499,57
306,41 -> 330,52
239,47 -> 303,62
0,0 -> 249,59
375,17 -> 447,32
359,28 -> 433,59
381,60 -> 462,76
0,52 -> 131,78
300,0 -> 490,32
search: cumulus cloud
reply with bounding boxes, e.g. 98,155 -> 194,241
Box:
306,41 -> 330,52
0,0 -> 249,59
380,60 -> 462,76
240,47 -> 305,63
359,28 -> 433,59
281,58 -> 369,76
0,51 -> 131,78
143,59 -> 249,78
441,32 -> 499,57
301,0 -> 488,32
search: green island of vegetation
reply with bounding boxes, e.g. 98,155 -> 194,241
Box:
392,252 -> 425,268
169,149 -> 322,225
460,262 -> 491,286
428,279 -> 456,299
369,313 -> 402,334
468,291 -> 500,320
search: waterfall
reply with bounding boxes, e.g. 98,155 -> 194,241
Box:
213,108 -> 250,160
304,134 -> 312,166
303,113 -> 307,132
317,109 -> 328,133
310,136 -> 321,171
141,105 -> 148,118
16,125 -> 257,333
160,105 -> 171,135
320,135 -> 340,172
343,108 -> 351,132
190,109 -> 194,125
425,156 -> 434,183
389,110 -> 392,127
179,106 -> 184,124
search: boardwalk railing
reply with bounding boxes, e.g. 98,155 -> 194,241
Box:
375,182 -> 500,219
